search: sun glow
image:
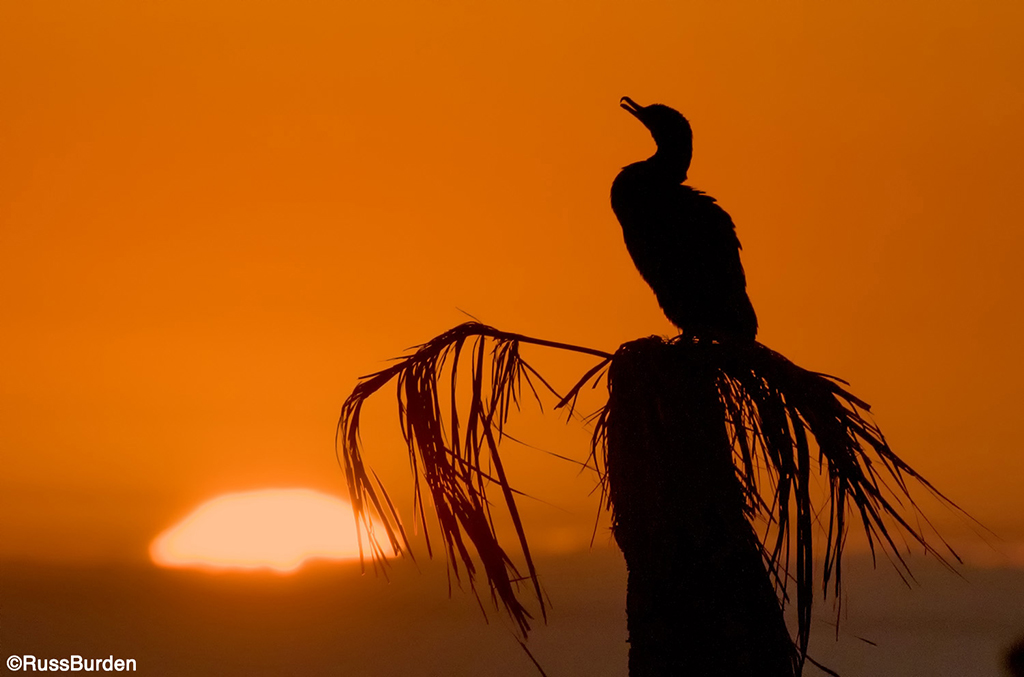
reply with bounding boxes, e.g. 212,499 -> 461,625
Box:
151,488 -> 372,573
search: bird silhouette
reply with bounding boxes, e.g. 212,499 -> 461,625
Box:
612,96 -> 758,341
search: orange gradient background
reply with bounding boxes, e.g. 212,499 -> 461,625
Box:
2,0 -> 1024,571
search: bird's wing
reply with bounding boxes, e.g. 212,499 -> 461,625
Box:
669,187 -> 747,286
667,187 -> 758,337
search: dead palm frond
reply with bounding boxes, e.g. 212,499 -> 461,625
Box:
337,322 -> 961,659
337,322 -> 610,635
589,335 -> 963,672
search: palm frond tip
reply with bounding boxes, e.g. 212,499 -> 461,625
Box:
338,323 -> 960,647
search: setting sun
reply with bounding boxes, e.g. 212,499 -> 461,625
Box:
150,489 -> 369,573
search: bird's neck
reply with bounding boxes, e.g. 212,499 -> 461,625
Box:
646,148 -> 690,184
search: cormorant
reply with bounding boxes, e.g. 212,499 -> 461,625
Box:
611,96 -> 758,341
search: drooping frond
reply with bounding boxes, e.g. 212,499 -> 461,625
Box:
339,323 -> 961,660
337,322 -> 610,636
589,335 -> 963,672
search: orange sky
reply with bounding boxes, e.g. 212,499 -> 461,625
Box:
2,0 -> 1023,565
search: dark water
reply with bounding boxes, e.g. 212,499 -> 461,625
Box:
1,550 -> 1021,676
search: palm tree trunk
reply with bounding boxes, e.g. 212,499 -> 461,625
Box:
606,337 -> 797,677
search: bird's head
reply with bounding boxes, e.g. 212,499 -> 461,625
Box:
620,96 -> 693,181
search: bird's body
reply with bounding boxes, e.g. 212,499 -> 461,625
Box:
612,97 -> 758,341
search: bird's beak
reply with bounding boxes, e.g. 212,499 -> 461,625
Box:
620,96 -> 644,121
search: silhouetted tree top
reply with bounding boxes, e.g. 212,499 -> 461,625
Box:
337,322 -> 962,650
